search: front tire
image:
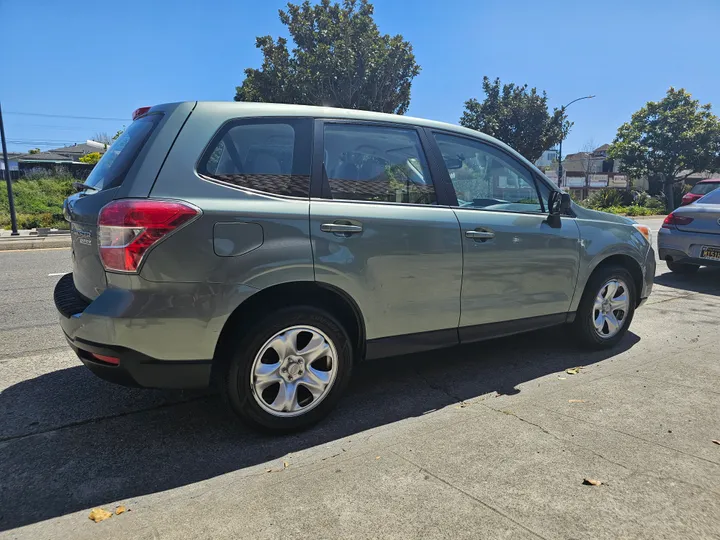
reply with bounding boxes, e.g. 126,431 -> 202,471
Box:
667,260 -> 700,274
572,265 -> 636,349
222,306 -> 353,433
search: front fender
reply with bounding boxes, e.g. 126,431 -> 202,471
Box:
569,215 -> 653,312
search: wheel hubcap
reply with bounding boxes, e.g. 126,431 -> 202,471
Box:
250,325 -> 338,417
592,278 -> 630,339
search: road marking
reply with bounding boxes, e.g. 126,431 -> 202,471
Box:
48,272 -> 67,276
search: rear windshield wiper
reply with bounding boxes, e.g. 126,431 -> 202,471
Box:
72,182 -> 99,193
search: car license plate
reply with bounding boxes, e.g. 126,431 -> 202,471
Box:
700,246 -> 720,261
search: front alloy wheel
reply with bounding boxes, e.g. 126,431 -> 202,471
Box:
592,279 -> 630,339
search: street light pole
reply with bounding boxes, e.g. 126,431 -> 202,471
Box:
557,95 -> 595,188
0,102 -> 19,236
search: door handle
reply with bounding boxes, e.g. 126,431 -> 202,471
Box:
321,222 -> 363,234
465,229 -> 495,241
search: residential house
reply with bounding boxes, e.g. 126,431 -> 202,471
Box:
560,143 -> 628,199
11,140 -> 107,178
534,148 -> 559,168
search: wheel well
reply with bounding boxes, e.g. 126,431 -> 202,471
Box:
592,254 -> 644,306
212,282 -> 365,381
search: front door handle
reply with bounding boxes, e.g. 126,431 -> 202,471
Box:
321,222 -> 363,234
465,229 -> 495,241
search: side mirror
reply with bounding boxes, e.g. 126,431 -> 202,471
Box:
548,191 -> 571,215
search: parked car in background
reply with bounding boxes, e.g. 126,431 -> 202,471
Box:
55,102 -> 655,432
659,187 -> 720,273
681,178 -> 720,206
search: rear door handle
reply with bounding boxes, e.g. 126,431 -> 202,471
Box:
465,229 -> 495,241
321,222 -> 363,234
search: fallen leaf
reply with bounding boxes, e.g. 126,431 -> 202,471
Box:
265,468 -> 273,473
566,367 -> 582,375
582,478 -> 603,486
88,508 -> 113,523
568,399 -> 587,403
283,461 -> 289,469
115,506 -> 126,515
375,456 -> 380,460
712,440 -> 720,446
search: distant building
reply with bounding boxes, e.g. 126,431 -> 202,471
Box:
535,148 -> 559,168
11,140 -> 107,177
560,144 -> 627,199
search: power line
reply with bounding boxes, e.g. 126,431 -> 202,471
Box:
5,111 -> 127,121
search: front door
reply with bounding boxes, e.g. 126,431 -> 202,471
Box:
429,131 -> 581,336
309,121 -> 463,351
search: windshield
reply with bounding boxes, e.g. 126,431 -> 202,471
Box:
84,113 -> 162,191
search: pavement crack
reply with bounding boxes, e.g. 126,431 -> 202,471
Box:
486,405 -> 631,472
390,449 -> 548,540
0,395 -> 210,444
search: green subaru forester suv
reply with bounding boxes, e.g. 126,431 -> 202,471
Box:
55,102 -> 655,431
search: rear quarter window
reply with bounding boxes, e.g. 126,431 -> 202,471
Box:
198,118 -> 312,197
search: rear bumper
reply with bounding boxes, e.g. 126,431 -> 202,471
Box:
53,273 -> 256,389
658,227 -> 720,266
64,333 -> 212,388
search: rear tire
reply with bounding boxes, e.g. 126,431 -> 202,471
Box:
572,265 -> 636,350
667,260 -> 700,274
221,306 -> 353,433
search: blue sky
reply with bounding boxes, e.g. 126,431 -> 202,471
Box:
2,0 -> 719,154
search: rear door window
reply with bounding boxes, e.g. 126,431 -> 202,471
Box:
198,118 -> 312,197
323,123 -> 437,205
690,182 -> 720,196
84,113 -> 163,191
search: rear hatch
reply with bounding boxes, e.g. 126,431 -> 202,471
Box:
64,103 -> 194,300
675,205 -> 720,235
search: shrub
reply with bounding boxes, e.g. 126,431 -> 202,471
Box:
585,188 -> 624,209
0,174 -> 73,230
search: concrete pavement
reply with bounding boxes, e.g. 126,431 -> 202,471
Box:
1,222 -> 719,539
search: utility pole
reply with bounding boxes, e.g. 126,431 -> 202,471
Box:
0,102 -> 19,235
557,95 -> 595,189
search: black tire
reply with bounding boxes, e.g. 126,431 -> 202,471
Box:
221,306 -> 353,433
667,260 -> 700,274
572,265 -> 636,350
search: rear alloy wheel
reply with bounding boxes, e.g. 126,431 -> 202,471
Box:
222,306 -> 353,432
667,260 -> 700,274
573,265 -> 636,349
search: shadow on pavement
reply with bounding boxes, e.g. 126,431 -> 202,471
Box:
654,266 -> 720,296
0,328 -> 639,531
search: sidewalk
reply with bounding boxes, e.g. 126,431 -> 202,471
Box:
0,229 -> 71,250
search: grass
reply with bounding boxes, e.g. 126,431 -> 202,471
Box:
0,173 -> 73,230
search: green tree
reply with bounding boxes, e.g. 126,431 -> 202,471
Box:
112,128 -> 124,141
28,148 -> 41,154
235,0 -> 420,114
460,77 -> 571,162
609,87 -> 720,209
78,152 -> 102,165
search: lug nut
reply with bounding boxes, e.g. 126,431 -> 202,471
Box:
287,375 -> 293,381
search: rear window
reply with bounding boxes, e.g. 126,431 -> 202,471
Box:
697,188 -> 720,204
84,114 -> 163,191
198,118 -> 312,197
690,182 -> 720,196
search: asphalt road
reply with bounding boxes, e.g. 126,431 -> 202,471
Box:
1,218 -> 719,539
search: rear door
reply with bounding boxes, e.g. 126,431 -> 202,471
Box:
309,120 -> 463,351
64,103 -> 193,299
427,130 -> 580,337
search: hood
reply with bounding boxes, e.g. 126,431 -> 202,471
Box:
571,203 -> 636,225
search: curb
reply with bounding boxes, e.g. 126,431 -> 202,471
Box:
0,236 -> 72,251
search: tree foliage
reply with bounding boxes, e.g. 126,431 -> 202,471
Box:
609,87 -> 720,208
28,148 -> 40,154
460,77 -> 570,162
78,152 -> 102,165
235,0 -> 420,114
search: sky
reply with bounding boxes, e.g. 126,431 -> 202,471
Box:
2,0 -> 719,155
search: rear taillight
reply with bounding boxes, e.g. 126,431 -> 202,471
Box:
98,199 -> 200,273
662,212 -> 694,229
681,193 -> 700,206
